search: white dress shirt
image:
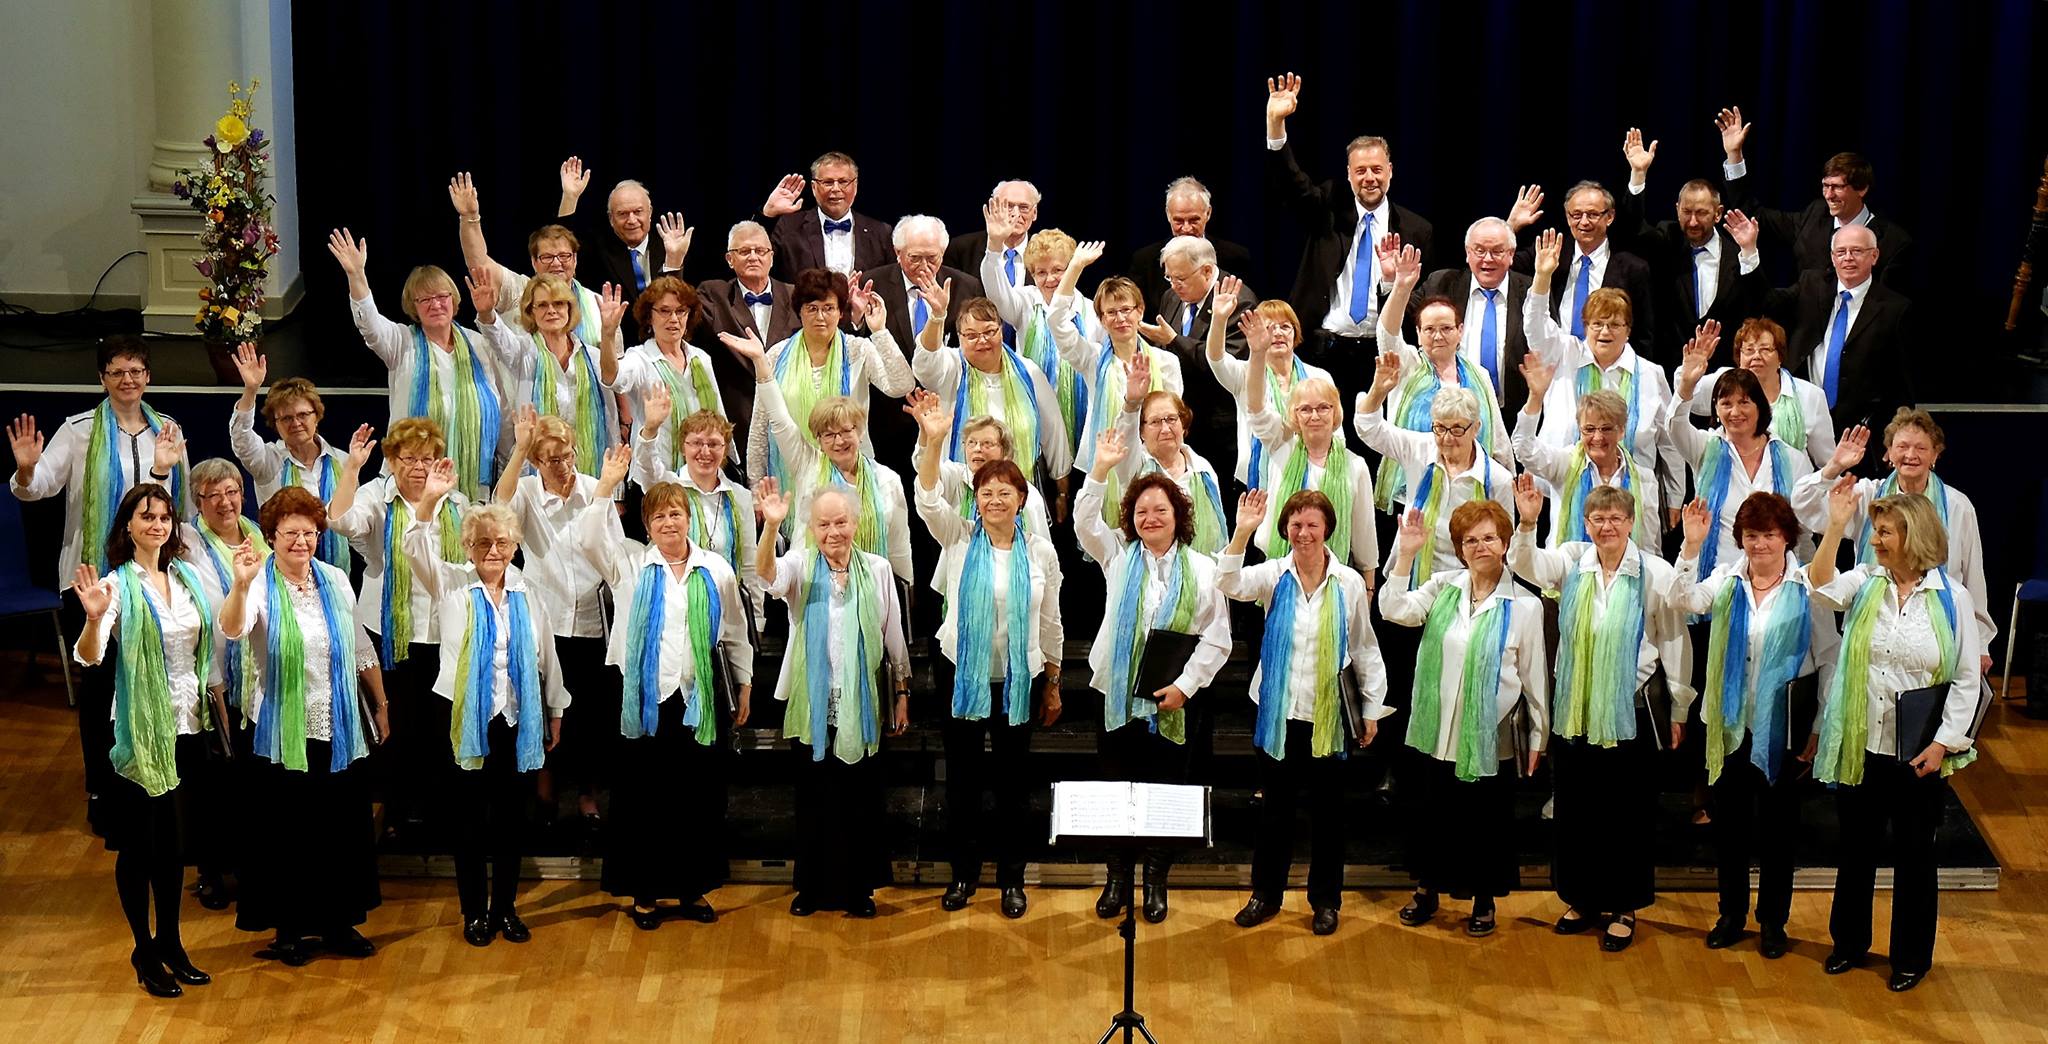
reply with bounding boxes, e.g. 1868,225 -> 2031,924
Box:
1808,277 -> 1873,394
75,566 -> 217,734
1557,240 -> 1612,336
571,504 -> 755,700
412,563 -> 570,725
1377,568 -> 1550,759
347,290 -> 506,441
1352,411 -> 1517,580
10,405 -> 191,572
502,473 -> 608,638
1524,290 -> 1684,520
1668,554 -> 1840,716
1319,197 -> 1391,336
228,406 -> 353,508
743,327 -> 914,480
1809,565 -> 1982,755
1206,350 -> 1336,485
1246,408 -> 1381,577
754,378 -> 914,582
1683,366 -> 1837,469
630,430 -> 762,618
1506,531 -> 1697,720
1047,292 -> 1185,475
1072,476 -> 1233,701
820,212 -> 855,274
1660,409 -> 1813,570
910,344 -> 1073,478
913,481 -> 1064,674
329,476 -> 468,646
613,340 -> 730,435
221,559 -> 379,741
1217,549 -> 1390,724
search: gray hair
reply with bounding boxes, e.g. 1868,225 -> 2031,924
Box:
190,457 -> 242,492
727,220 -> 769,250
809,152 -> 859,178
461,504 -> 523,549
960,415 -> 1015,458
1160,235 -> 1217,271
1577,389 -> 1630,430
993,180 -> 1042,205
1463,216 -> 1518,251
807,486 -> 855,521
892,214 -> 949,250
1678,178 -> 1723,206
1564,180 -> 1614,213
1164,176 -> 1212,211
1430,387 -> 1480,428
1345,135 -> 1392,160
607,179 -> 651,209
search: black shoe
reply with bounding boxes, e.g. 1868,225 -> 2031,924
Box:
1759,925 -> 1790,960
630,906 -> 664,931
675,900 -> 718,924
1553,908 -> 1596,935
267,936 -> 315,967
462,917 -> 494,947
1705,916 -> 1746,950
1001,887 -> 1027,919
790,893 -> 818,917
1888,969 -> 1928,992
1601,913 -> 1637,953
941,881 -> 976,912
1311,906 -> 1340,936
193,876 -> 232,911
1234,896 -> 1279,929
1398,891 -> 1439,928
1142,883 -> 1168,924
1466,909 -> 1497,938
154,939 -> 210,985
1823,949 -> 1867,975
131,947 -> 182,998
845,896 -> 878,919
1095,878 -> 1130,919
323,927 -> 375,959
493,911 -> 531,943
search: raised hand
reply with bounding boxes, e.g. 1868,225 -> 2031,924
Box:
1212,276 -> 1243,324
902,387 -> 951,443
1724,209 -> 1759,253
1679,498 -> 1712,552
1507,184 -> 1546,232
1369,350 -> 1403,398
465,265 -> 498,318
597,282 -> 627,339
657,212 -> 693,262
345,424 -> 378,472
512,403 -> 539,451
229,540 -> 264,587
1677,319 -> 1721,394
1532,228 -> 1563,279
233,342 -> 268,393
1518,351 -> 1556,407
1622,127 -> 1658,177
448,173 -> 480,219
1829,424 -> 1869,474
1265,72 -> 1302,129
326,228 -> 369,276
1237,311 -> 1272,355
1234,488 -> 1269,534
1136,314 -> 1176,347
1393,243 -> 1423,288
756,477 -> 790,527
8,414 -> 44,473
151,420 -> 184,474
848,277 -> 885,332
1122,348 -> 1153,403
1513,473 -> 1544,525
72,564 -> 111,618
422,457 -> 457,505
1374,232 -> 1404,284
982,199 -> 1010,243
1825,472 -> 1860,528
1396,508 -> 1428,558
641,383 -> 673,434
1095,426 -> 1130,472
762,173 -> 805,218
717,328 -> 768,365
914,276 -> 953,320
598,443 -> 633,489
1069,239 -> 1106,271
1714,106 -> 1750,159
559,156 -> 590,199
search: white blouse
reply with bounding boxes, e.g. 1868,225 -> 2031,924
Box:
1217,549 -> 1389,725
1506,531 -> 1697,722
572,502 -> 755,701
631,429 -> 762,618
1523,290 -> 1684,520
1378,568 -> 1550,760
228,405 -> 355,509
400,547 -> 570,725
329,476 -> 468,646
1684,366 -> 1837,470
1372,320 -> 1513,468
754,377 -> 914,581
1810,565 -> 1983,756
761,549 -> 911,707
347,290 -> 506,445
1353,410 -> 1518,581
1206,349 -> 1336,485
1511,410 -> 1659,548
502,473 -> 609,639
913,481 -> 1065,675
743,327 -> 914,480
1667,554 -> 1842,739
221,559 -> 379,741
75,567 -> 217,735
1246,407 -> 1381,577
1072,476 -> 1233,700
910,344 -> 1073,479
1047,291 -> 1185,475
1661,407 -> 1813,571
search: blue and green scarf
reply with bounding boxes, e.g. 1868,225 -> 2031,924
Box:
783,551 -> 887,763
191,516 -> 269,710
451,586 -> 546,772
951,518 -> 1036,725
280,451 -> 350,568
408,325 -> 501,502
108,560 -> 215,796
80,401 -> 188,573
949,345 -> 1043,480
1554,549 -> 1647,747
1254,560 -> 1349,760
1702,572 -> 1811,784
377,493 -> 465,668
1695,434 -> 1795,577
531,335 -> 615,477
1374,356 -> 1497,510
1408,581 -> 1515,780
620,556 -> 723,746
1101,541 -> 1199,743
1816,569 -> 1973,784
254,558 -> 368,772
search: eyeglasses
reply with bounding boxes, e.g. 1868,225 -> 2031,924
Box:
469,537 -> 516,552
814,178 -> 856,189
393,454 -> 434,467
1418,324 -> 1459,338
534,252 -> 576,265
817,428 -> 859,444
1460,533 -> 1502,548
196,489 -> 242,503
536,454 -> 577,468
1164,270 -> 1207,288
275,528 -> 321,545
1579,424 -> 1618,438
800,303 -> 840,318
996,202 -> 1036,215
652,306 -> 689,319
960,327 -> 1004,345
1832,246 -> 1874,260
1584,319 -> 1626,332
901,252 -> 942,265
961,438 -> 1004,453
1294,403 -> 1336,416
1565,209 -> 1612,222
682,436 -> 727,452
727,246 -> 771,258
1142,415 -> 1185,430
274,408 -> 318,425
1586,514 -> 1632,531
1468,247 -> 1510,261
413,292 -> 454,307
1431,423 -> 1472,438
1102,306 -> 1141,320
102,367 -> 150,381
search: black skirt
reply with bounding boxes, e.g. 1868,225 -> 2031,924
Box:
791,741 -> 891,904
1550,723 -> 1660,914
99,733 -> 208,859
1404,746 -> 1520,899
552,634 -> 621,789
235,739 -> 382,936
602,692 -> 728,901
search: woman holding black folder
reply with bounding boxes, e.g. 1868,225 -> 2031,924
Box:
1378,500 -> 1547,939
1668,492 -> 1837,961
1809,482 -> 1983,993
1073,427 -> 1232,924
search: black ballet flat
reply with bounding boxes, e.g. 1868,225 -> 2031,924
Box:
131,948 -> 182,998
323,927 -> 376,959
1601,913 -> 1637,953
492,911 -> 531,943
1888,969 -> 1928,992
155,940 -> 211,985
1398,891 -> 1439,928
1758,925 -> 1790,960
1000,887 -> 1027,919
1553,909 -> 1596,935
845,896 -> 878,919
1311,906 -> 1340,936
462,917 -> 494,947
193,877 -> 232,911
1705,916 -> 1746,950
1234,896 -> 1278,929
629,906 -> 665,931
675,900 -> 718,924
1095,879 -> 1130,919
266,937 -> 315,967
1466,909 -> 1497,938
941,881 -> 976,912
1823,949 -> 1867,975
789,893 -> 818,917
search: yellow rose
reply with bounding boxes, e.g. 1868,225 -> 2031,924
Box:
215,114 -> 249,152
222,306 -> 241,324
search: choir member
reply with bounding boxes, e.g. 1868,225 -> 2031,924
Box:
1206,277 -> 1334,489
1244,321 -> 1379,583
228,343 -> 365,568
471,266 -> 626,482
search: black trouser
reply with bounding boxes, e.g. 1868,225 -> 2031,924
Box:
940,700 -> 1035,889
1405,746 -> 1519,900
1709,737 -> 1802,926
60,591 -> 118,831
376,641 -> 440,825
791,741 -> 890,907
1250,720 -> 1348,909
1098,719 -> 1193,880
1551,723 -> 1659,915
447,719 -> 534,920
1830,752 -> 1947,973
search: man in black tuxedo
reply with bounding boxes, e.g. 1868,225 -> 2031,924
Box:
1714,106 -> 1915,291
860,214 -> 984,464
1506,180 -> 1660,364
1614,128 -> 1750,371
1127,177 -> 1254,311
759,152 -> 895,283
1261,73 -> 1435,412
1733,215 -> 1913,443
944,180 -> 1040,292
695,220 -> 799,453
553,158 -> 687,347
1137,236 -> 1258,473
1419,218 -> 1535,419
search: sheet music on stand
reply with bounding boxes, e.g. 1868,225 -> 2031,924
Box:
1050,781 -> 1212,846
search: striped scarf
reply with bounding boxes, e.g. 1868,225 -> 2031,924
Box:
1558,447 -> 1649,546
377,493 -> 465,668
1248,356 -> 1309,492
620,557 -> 723,746
767,330 -> 850,490
1816,569 -> 1968,785
1102,541 -> 1198,743
108,560 -> 215,797
1254,561 -> 1348,760
951,518 -> 1036,724
1554,549 -> 1646,747
783,551 -> 886,764
408,325 -> 501,502
1019,304 -> 1085,453
1702,572 -> 1811,784
1406,458 -> 1495,587
451,586 -> 546,772
651,348 -> 722,469
191,516 -> 269,710
531,335 -> 613,477
280,451 -> 350,568
1695,435 -> 1795,577
80,400 -> 188,573
1260,438 -> 1358,563
1409,581 -> 1515,780
254,558 -> 367,772
1374,356 -> 1497,510
950,346 -> 1042,480
1857,473 -> 1950,566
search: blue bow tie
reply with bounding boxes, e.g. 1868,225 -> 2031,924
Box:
822,218 -> 853,234
744,290 -> 773,307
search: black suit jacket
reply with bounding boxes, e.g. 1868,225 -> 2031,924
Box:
695,276 -> 798,453
563,216 -> 671,347
1417,268 -> 1534,419
859,263 -> 984,465
1508,240 -> 1659,365
1157,275 -> 1258,470
766,208 -> 895,284
1129,238 -> 1253,318
1745,269 -> 1914,437
1266,140 -> 1435,331
1722,167 -> 1914,291
1612,185 -> 1749,370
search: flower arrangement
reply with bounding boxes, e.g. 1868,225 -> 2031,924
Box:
172,80 -> 279,342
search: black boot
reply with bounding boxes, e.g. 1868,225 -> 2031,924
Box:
1095,876 -> 1130,919
1141,852 -> 1170,924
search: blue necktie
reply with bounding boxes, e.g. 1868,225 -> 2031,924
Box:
629,248 -> 647,291
1822,290 -> 1851,408
1003,248 -> 1019,287
823,218 -> 853,234
1181,306 -> 1194,337
1347,212 -> 1376,325
744,290 -> 773,308
1690,246 -> 1709,318
1570,256 -> 1592,338
913,295 -> 930,337
1478,288 -> 1501,393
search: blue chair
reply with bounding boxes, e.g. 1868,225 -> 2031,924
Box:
0,492 -> 72,705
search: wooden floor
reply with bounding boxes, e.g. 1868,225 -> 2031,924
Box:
4,673 -> 2048,1043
